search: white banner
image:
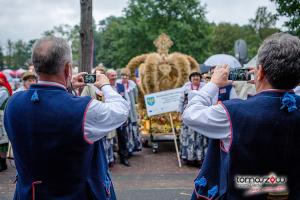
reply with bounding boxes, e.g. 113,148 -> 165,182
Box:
144,88 -> 182,117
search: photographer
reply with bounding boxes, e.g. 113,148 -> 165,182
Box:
4,36 -> 129,200
81,65 -> 106,100
183,33 -> 300,199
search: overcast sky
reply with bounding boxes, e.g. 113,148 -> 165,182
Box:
0,0 -> 285,46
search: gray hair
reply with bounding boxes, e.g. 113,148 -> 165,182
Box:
32,36 -> 72,75
257,33 -> 300,89
106,69 -> 117,76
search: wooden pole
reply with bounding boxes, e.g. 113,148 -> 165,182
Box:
79,0 -> 93,73
169,113 -> 182,168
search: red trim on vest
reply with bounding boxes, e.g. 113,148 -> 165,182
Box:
218,102 -> 232,153
194,188 -> 213,200
82,99 -> 94,144
259,89 -> 294,93
102,180 -> 112,198
36,84 -> 67,91
32,181 -> 42,200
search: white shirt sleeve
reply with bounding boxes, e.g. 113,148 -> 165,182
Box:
182,82 -> 231,149
0,89 -> 9,106
230,86 -> 238,99
84,85 -> 129,143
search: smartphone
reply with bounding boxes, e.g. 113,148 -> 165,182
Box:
83,74 -> 96,84
228,69 -> 251,81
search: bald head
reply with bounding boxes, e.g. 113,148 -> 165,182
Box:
32,36 -> 71,75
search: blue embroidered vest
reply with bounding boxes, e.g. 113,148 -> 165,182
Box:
4,84 -> 116,200
218,85 -> 232,101
191,91 -> 300,200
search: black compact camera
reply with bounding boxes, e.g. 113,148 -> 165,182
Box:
228,69 -> 251,81
83,74 -> 96,84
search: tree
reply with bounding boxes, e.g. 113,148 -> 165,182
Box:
0,46 -> 4,70
6,39 -> 13,67
80,0 -> 94,72
249,7 -> 277,32
249,6 -> 279,39
95,0 -> 213,68
210,23 -> 261,59
271,0 -> 300,36
211,23 -> 242,55
12,40 -> 30,67
43,25 -> 81,65
95,16 -> 131,68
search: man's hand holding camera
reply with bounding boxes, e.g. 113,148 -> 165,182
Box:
211,64 -> 232,87
94,74 -> 110,89
71,72 -> 110,90
71,72 -> 87,89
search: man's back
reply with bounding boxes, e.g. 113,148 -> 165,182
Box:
4,84 -> 115,200
223,91 -> 300,199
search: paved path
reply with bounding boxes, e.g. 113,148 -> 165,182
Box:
0,142 -> 199,200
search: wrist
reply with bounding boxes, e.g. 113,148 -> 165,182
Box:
99,83 -> 110,90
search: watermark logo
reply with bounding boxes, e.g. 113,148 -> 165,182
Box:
235,173 -> 288,196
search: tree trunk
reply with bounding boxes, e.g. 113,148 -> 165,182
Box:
79,0 -> 93,73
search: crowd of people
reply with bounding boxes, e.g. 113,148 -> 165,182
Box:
0,32 -> 299,200
178,68 -> 238,166
80,66 -> 142,167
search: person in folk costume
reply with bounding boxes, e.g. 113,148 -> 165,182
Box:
4,36 -> 129,199
81,66 -> 118,168
183,33 -> 300,200
14,71 -> 38,93
81,65 -> 106,101
117,68 -> 142,154
178,72 -> 207,165
106,69 -> 131,167
0,72 -> 12,172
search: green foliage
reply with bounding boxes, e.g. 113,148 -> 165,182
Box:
95,0 -> 212,68
2,39 -> 33,69
249,6 -> 279,40
210,6 -> 280,61
43,24 -> 81,65
249,7 -> 277,32
12,40 -> 31,67
271,0 -> 300,36
0,46 -> 4,69
210,23 -> 262,60
2,0 -> 287,69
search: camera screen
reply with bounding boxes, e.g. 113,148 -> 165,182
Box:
228,69 -> 251,81
84,74 -> 96,84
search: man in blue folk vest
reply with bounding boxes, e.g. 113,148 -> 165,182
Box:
4,36 -> 129,200
183,33 -> 300,199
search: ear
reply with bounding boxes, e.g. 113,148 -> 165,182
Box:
257,65 -> 265,81
64,62 -> 72,78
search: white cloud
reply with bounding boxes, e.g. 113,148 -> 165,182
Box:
0,0 -> 287,46
202,0 -> 285,27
